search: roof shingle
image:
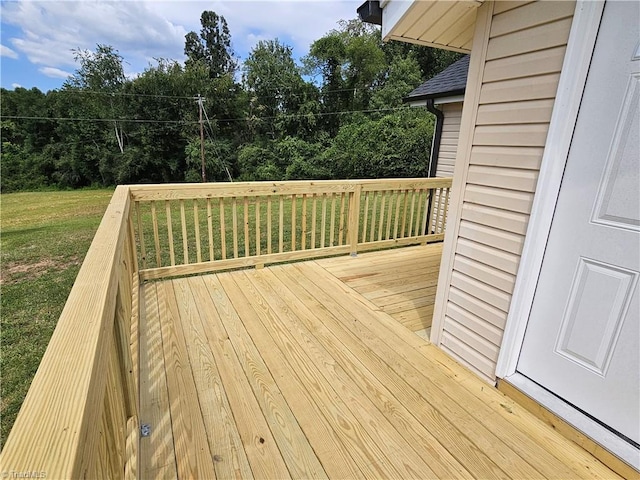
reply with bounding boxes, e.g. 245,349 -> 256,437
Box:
405,55 -> 470,101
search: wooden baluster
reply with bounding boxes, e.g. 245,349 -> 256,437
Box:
136,202 -> 147,269
219,197 -> 227,260
425,188 -> 435,234
291,194 -> 297,251
421,190 -> 431,236
311,194 -> 317,249
279,196 -> 284,253
151,201 -> 161,267
407,189 -> 417,237
301,194 -> 307,250
180,199 -> 189,264
378,191 -> 386,241
329,194 -> 336,247
165,200 -> 175,266
385,191 -> 393,240
369,192 -> 377,242
400,189 -> 409,238
244,196 -> 250,257
427,188 -> 436,235
194,199 -> 202,263
431,188 -> 442,233
255,197 -> 261,257
361,191 -> 370,243
413,190 -> 423,237
321,193 -> 327,248
338,192 -> 346,246
393,191 -> 401,239
349,185 -> 362,256
232,197 -> 239,258
207,198 -> 214,261
267,196 -> 272,254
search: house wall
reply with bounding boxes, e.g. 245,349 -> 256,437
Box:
431,0 -> 577,383
436,102 -> 464,177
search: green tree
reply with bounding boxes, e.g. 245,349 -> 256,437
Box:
65,45 -> 126,91
277,137 -> 330,180
304,34 -> 348,136
322,109 -> 434,179
243,39 -> 318,140
185,137 -> 234,182
117,59 -> 196,183
184,11 -> 237,78
236,144 -> 280,181
49,45 -> 130,187
120,58 -> 243,184
304,19 -> 386,134
184,10 -> 246,161
370,55 -> 422,110
338,19 -> 386,110
382,41 -> 464,81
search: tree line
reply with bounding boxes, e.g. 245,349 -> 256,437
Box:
0,12 -> 462,192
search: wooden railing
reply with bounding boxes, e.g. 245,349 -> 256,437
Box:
130,178 -> 452,281
0,186 -> 139,479
0,177 -> 451,477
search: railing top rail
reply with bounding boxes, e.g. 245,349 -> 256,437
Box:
0,186 -> 132,478
129,178 -> 453,201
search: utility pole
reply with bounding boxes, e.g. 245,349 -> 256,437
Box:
196,94 -> 206,183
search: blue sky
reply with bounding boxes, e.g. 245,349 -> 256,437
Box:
1,0 -> 363,92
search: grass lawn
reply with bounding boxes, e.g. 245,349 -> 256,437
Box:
0,189 -> 114,448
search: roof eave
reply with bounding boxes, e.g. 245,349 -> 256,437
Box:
403,88 -> 466,104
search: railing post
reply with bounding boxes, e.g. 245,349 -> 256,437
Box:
348,184 -> 362,256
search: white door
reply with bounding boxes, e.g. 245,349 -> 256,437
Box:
518,0 -> 640,446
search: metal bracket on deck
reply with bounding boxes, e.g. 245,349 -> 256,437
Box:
140,423 -> 151,437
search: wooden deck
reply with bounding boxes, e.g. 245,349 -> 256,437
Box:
138,244 -> 618,479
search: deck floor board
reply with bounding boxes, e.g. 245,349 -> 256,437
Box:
138,244 -> 620,479
316,245 -> 442,331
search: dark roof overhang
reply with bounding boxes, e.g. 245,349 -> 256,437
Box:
357,0 -> 382,26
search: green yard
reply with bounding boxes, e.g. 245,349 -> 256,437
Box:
0,189 -> 114,447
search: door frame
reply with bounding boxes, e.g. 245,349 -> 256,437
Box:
495,0 -> 639,468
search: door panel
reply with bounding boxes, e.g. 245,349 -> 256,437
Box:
518,0 -> 640,445
592,73 -> 640,231
555,258 -> 637,376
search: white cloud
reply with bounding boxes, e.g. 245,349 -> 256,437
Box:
39,67 -> 72,79
11,83 -> 22,89
2,1 -> 188,68
202,1 -> 361,59
1,44 -> 19,59
1,1 -> 362,77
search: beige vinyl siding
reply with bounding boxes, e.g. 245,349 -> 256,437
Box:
436,0 -> 575,382
436,102 -> 463,178
431,102 -> 462,234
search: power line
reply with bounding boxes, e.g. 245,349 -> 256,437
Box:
2,115 -> 198,124
2,105 -> 412,125
60,90 -> 197,100
35,84 -> 365,101
215,105 -> 409,123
